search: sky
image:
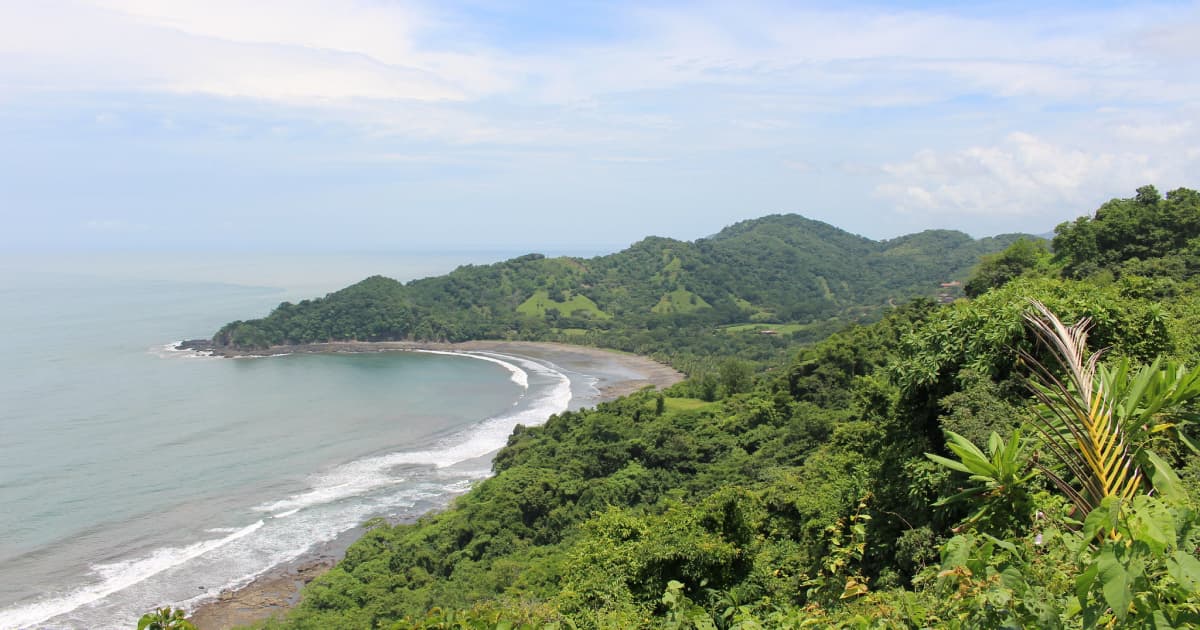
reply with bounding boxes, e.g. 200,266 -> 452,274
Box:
1,0 -> 1199,254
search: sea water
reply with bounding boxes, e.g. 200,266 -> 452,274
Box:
0,253 -> 590,629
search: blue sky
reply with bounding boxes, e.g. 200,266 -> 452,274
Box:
2,1 -> 1198,253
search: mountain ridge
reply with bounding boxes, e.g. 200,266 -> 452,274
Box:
213,213 -> 1034,351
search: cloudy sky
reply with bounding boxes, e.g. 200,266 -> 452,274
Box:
2,0 -> 1198,253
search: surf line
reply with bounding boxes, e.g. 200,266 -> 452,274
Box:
0,521 -> 265,630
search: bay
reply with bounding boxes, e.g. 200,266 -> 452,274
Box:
0,252 -> 589,629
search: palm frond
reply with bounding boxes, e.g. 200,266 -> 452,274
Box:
1019,300 -> 1144,516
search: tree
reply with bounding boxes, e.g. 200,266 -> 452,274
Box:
963,237 -> 1050,297
717,359 -> 752,398
137,607 -> 196,630
1053,186 -> 1200,277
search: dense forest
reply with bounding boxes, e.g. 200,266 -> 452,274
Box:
211,215 -> 1024,374
198,186 -> 1200,629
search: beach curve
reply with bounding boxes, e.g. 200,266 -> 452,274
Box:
185,340 -> 682,630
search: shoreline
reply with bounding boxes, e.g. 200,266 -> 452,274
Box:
186,340 -> 683,630
186,339 -> 682,402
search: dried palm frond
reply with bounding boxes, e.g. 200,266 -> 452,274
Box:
1019,300 -> 1143,516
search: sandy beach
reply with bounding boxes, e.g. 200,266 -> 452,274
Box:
187,340 -> 682,630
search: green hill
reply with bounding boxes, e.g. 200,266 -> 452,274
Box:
201,187 -> 1200,629
213,214 -> 1027,353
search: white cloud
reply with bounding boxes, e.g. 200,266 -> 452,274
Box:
519,3 -> 1195,109
875,133 -> 1163,218
1115,121 -> 1194,144
0,1 -> 489,104
1,0 -> 1199,216
4,1 -> 1196,114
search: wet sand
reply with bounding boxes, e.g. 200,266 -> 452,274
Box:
187,341 -> 682,629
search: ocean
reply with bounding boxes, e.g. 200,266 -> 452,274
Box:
0,252 -> 603,629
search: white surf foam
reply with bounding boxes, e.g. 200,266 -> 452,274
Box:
0,521 -> 263,630
8,350 -> 572,628
252,461 -> 408,514
230,352 -> 291,359
378,353 -> 570,468
150,341 -> 215,360
252,352 -> 567,517
203,527 -> 244,534
412,349 -> 528,389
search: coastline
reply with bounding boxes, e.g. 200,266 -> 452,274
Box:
195,339 -> 682,399
186,340 -> 683,630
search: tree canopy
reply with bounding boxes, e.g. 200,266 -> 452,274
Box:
202,187 -> 1200,629
213,215 -> 1027,367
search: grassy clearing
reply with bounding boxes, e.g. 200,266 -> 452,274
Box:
651,288 -> 711,314
518,290 -> 611,319
720,322 -> 811,334
662,397 -> 720,413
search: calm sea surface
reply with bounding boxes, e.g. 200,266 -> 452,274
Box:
0,253 -> 590,629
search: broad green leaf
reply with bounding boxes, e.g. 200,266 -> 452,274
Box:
999,566 -> 1024,591
1097,548 -> 1132,622
1064,594 -> 1082,618
945,431 -> 996,474
1129,495 -> 1174,555
1179,430 -> 1200,455
981,533 -> 1019,555
944,446 -> 996,477
1149,610 -> 1174,630
925,452 -> 972,475
1146,450 -> 1185,504
1168,550 -> 1200,591
1076,561 -> 1099,603
1081,496 -> 1121,546
940,535 -> 970,569
932,486 -> 988,507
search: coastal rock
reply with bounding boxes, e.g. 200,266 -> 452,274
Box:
177,339 -> 215,352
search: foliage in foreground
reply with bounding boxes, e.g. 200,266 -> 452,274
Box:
217,187 -> 1200,629
252,284 -> 1199,628
138,607 -> 195,630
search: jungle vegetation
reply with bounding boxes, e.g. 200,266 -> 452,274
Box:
211,215 -> 1024,373
218,187 -> 1200,628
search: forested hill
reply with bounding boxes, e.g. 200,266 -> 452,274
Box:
213,214 -> 1027,352
234,186 -> 1200,629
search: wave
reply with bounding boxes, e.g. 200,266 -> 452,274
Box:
252,457 -> 410,514
356,353 -> 569,469
0,521 -> 263,630
253,352 -> 567,516
5,350 -> 570,628
412,349 -> 528,389
150,341 -> 215,360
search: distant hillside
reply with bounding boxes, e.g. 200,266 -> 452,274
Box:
213,214 -> 1031,351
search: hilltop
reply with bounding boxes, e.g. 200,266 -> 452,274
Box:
212,214 -> 1028,360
